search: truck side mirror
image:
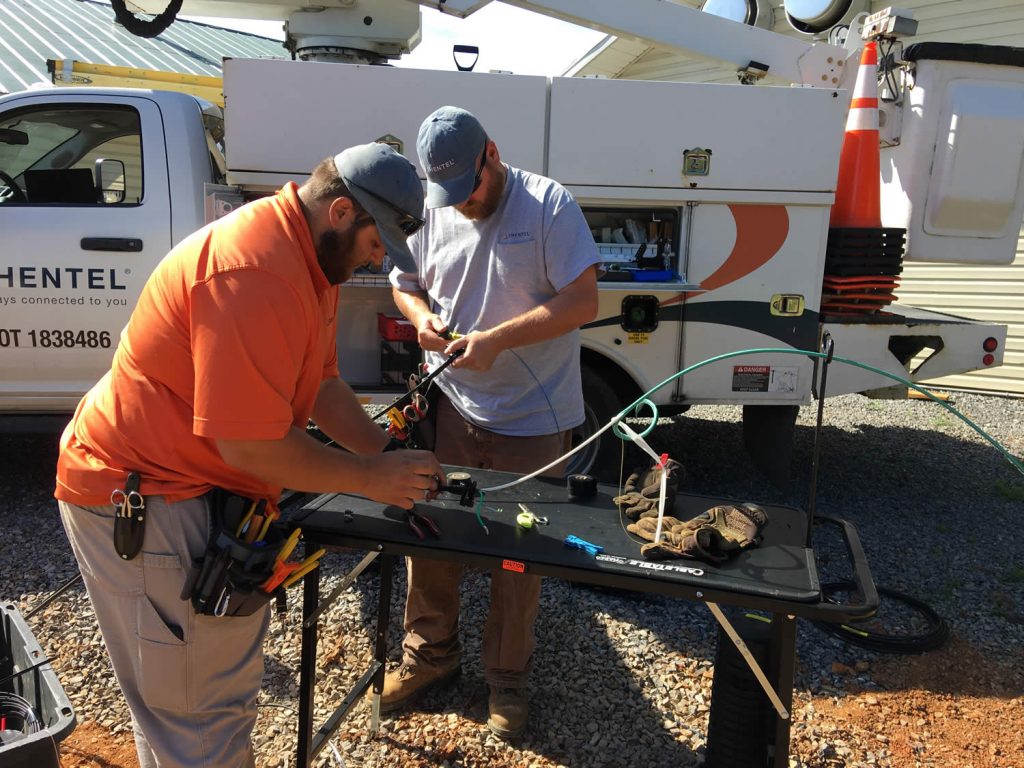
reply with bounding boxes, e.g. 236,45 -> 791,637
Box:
95,158 -> 126,204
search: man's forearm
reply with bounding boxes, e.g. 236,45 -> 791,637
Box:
393,287 -> 452,352
310,377 -> 388,454
481,267 -> 599,351
392,287 -> 434,329
217,426 -> 376,496
216,427 -> 447,509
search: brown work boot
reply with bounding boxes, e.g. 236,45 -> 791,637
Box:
379,663 -> 460,713
487,687 -> 528,739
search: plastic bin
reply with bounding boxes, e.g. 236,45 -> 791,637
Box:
377,313 -> 417,342
0,602 -> 76,768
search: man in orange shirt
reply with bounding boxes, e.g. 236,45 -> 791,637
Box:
55,143 -> 444,768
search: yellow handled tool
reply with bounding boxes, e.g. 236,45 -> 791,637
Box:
235,500 -> 259,538
276,528 -> 302,565
281,548 -> 326,589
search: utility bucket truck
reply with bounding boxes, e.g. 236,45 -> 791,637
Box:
0,1 -> 1020,480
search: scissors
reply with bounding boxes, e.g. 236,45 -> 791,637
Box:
110,475 -> 144,519
402,392 -> 429,424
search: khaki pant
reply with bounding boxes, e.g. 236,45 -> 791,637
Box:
402,395 -> 569,688
59,495 -> 268,768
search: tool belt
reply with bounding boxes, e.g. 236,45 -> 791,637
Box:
181,488 -> 314,618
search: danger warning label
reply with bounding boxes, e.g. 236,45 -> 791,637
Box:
732,365 -> 798,393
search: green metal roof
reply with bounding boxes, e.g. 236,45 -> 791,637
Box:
0,0 -> 286,95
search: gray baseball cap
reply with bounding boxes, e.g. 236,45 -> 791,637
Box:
416,106 -> 488,209
334,143 -> 424,274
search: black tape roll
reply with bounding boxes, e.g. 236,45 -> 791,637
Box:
567,473 -> 597,500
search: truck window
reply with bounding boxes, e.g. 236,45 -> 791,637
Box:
0,105 -> 142,206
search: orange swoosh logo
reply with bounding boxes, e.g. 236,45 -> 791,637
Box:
663,205 -> 790,307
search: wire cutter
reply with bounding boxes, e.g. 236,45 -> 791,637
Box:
402,392 -> 428,424
406,507 -> 440,540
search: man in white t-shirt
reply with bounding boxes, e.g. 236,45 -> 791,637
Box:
387,105 -> 600,738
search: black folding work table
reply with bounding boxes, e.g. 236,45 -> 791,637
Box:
286,468 -> 877,768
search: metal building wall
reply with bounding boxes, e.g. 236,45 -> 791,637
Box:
0,0 -> 285,95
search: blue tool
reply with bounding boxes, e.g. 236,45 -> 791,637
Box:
564,534 -> 604,556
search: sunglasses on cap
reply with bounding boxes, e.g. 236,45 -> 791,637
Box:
471,139 -> 489,194
345,179 -> 425,236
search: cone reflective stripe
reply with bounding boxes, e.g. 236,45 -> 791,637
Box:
830,42 -> 881,228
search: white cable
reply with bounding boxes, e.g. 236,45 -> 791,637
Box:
615,421 -> 669,544
479,407 -> 628,493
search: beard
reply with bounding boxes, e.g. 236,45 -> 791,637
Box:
316,225 -> 360,285
456,168 -> 504,221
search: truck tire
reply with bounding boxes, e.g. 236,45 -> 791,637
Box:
568,364 -> 635,481
705,614 -> 773,768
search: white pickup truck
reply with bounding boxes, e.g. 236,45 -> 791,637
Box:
1,1 -> 1019,480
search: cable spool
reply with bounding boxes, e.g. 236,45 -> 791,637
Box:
0,692 -> 42,746
567,473 -> 597,500
446,472 -> 472,492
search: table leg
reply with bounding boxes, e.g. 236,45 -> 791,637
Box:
370,554 -> 395,735
296,540 -> 322,768
769,614 -> 797,768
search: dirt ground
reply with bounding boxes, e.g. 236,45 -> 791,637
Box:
807,636 -> 1024,768
60,722 -> 138,768
56,633 -> 1024,768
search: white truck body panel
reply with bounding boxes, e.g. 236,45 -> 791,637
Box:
0,91 -> 182,412
223,59 -> 549,185
547,77 -> 846,192
881,56 -> 1024,265
0,61 -> 1009,420
821,307 -> 1009,396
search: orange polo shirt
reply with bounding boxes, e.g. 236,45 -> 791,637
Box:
55,182 -> 339,506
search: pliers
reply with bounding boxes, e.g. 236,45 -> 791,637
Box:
406,508 -> 440,540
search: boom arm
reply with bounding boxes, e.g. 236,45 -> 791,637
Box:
429,0 -> 851,87
129,0 -> 852,86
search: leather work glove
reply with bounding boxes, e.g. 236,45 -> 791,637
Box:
612,459 -> 684,520
626,503 -> 767,564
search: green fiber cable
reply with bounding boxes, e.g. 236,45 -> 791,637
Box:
613,347 -> 1024,478
474,491 -> 490,534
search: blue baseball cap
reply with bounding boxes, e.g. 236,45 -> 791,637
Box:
334,143 -> 424,274
416,106 -> 488,209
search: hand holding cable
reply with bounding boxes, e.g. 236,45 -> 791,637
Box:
446,329 -> 502,372
415,313 -> 452,352
364,450 -> 446,509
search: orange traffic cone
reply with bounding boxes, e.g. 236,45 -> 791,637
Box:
830,41 -> 881,228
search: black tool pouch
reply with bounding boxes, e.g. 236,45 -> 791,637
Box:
409,384 -> 443,451
181,489 -> 283,617
113,471 -> 145,561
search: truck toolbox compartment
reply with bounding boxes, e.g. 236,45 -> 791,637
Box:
223,58 -> 547,185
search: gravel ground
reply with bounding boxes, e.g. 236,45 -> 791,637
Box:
3,391 -> 1023,767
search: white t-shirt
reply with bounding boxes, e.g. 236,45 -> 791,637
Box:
390,166 -> 600,436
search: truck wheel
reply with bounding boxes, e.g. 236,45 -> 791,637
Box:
568,365 -> 634,481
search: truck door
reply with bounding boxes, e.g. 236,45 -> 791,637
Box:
0,95 -> 172,412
